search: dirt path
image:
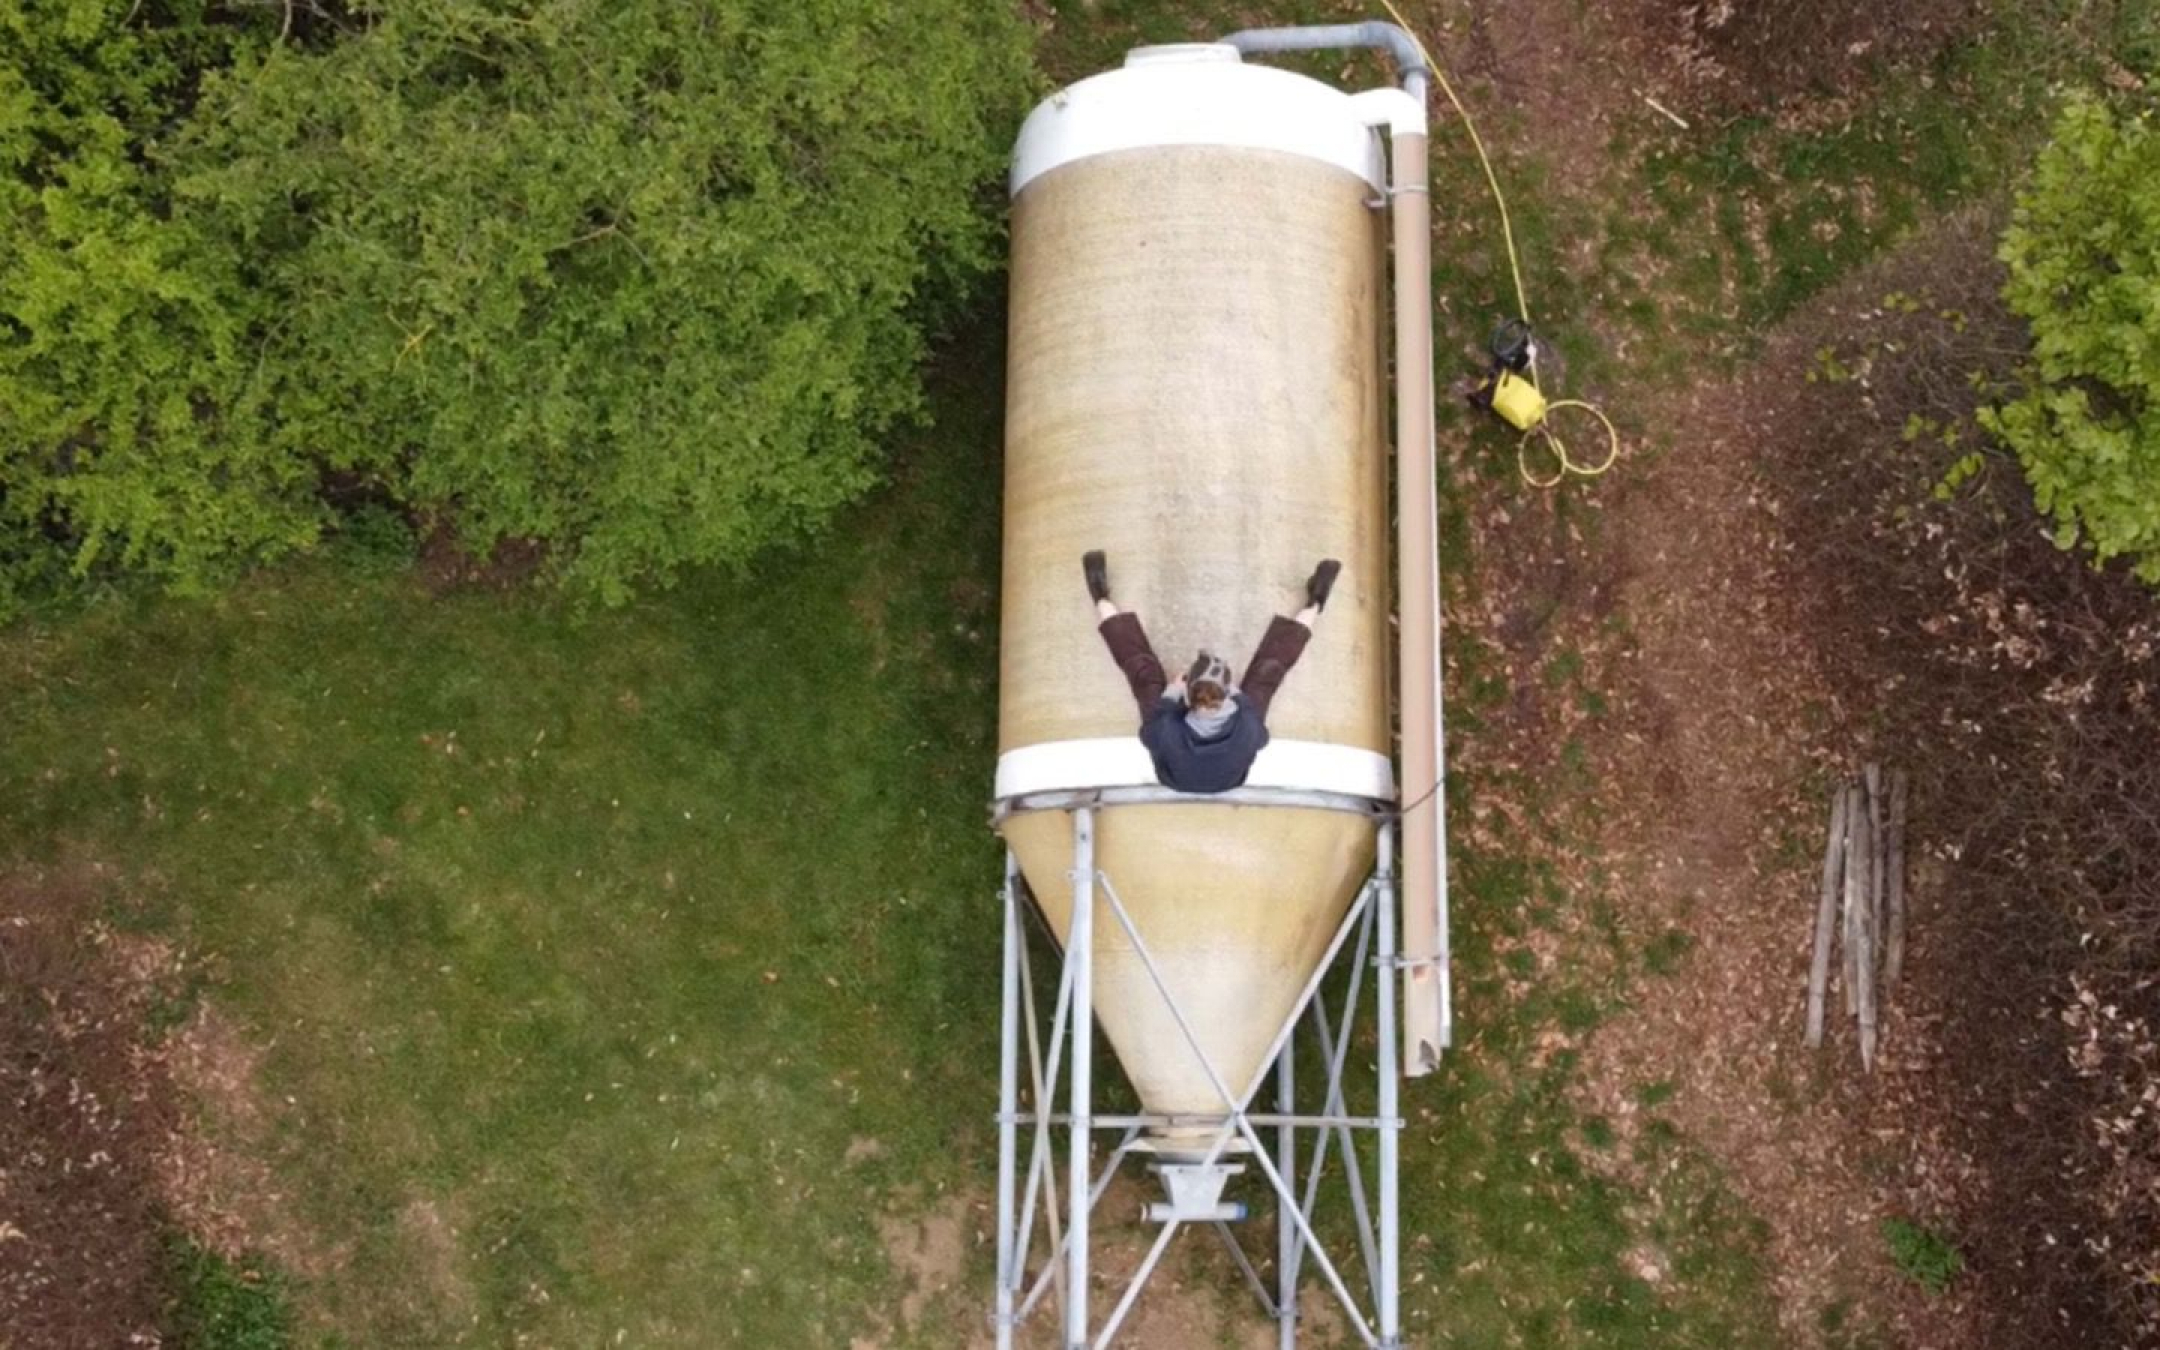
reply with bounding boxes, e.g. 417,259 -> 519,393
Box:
1575,401 -> 1987,1348
1455,359 -> 1984,1347
0,866 -> 180,1349
1421,3 -> 2066,1341
1461,197 -> 2148,1346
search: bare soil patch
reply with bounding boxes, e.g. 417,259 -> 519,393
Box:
878,1189 -> 973,1336
1612,0 -> 1990,118
1462,205 -> 2155,1348
0,865 -> 316,1349
1427,0 -> 1643,203
417,520 -> 549,594
156,996 -> 331,1287
1761,209 -> 2160,1347
394,1196 -> 476,1325
0,865 -> 178,1349
870,1171 -> 1354,1348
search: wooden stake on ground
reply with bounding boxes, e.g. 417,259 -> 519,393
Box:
1885,770 -> 1909,988
1853,784 -> 1879,1071
1842,782 -> 1863,1019
1806,785 -> 1848,1049
1865,763 -> 1886,978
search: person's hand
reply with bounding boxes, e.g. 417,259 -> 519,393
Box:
1165,676 -> 1187,703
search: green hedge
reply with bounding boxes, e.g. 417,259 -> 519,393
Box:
1,2 -> 283,602
1985,96 -> 2160,583
2,1 -> 1034,610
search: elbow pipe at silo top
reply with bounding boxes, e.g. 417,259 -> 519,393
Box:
1218,22 -> 1431,94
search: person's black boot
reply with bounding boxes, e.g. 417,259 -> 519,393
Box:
1306,559 -> 1342,611
1082,550 -> 1111,604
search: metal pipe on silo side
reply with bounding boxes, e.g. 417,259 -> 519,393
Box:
1388,86 -> 1449,1080
1375,821 -> 1402,1344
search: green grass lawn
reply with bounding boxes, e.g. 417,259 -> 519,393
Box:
1,357 -> 1009,1345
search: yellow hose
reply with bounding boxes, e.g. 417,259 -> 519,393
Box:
1376,0 -> 1622,487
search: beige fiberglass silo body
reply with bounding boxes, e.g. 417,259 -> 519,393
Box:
988,30 -> 1448,1349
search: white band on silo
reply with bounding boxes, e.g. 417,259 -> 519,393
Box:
993,737 -> 1396,802
1010,45 -> 1387,196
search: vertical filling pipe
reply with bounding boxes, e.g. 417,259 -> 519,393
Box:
1388,76 -> 1449,1078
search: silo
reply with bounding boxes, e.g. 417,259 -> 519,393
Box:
987,30 -> 1447,1349
998,41 -> 1395,1142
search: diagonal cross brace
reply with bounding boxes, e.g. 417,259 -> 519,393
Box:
1294,909 -> 1385,1310
1092,869 -> 1384,1349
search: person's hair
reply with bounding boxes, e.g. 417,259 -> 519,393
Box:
1185,651 -> 1231,709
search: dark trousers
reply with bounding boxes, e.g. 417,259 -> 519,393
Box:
1238,615 -> 1311,718
1097,612 -> 1312,719
1097,612 -> 1168,712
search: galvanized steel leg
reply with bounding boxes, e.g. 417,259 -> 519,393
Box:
1375,823 -> 1403,1348
995,851 -> 1023,1349
1016,922 -> 1072,1313
1066,807 -> 1096,1350
1277,1038 -> 1298,1349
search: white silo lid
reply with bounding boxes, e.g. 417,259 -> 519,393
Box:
1010,44 -> 1386,196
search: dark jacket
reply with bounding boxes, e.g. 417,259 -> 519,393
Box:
1139,693 -> 1269,794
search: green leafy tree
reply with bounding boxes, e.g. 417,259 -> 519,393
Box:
1985,96 -> 2160,582
182,0 -> 1033,601
3,1 -> 1033,612
0,1 -> 284,611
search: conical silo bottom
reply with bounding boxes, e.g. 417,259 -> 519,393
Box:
1003,804 -> 1376,1156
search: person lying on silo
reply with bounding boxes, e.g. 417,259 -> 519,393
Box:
1082,550 -> 1340,794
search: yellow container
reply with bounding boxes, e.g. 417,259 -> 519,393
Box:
1489,369 -> 1548,431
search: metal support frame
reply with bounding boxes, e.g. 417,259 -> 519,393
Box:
991,800 -> 1407,1348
